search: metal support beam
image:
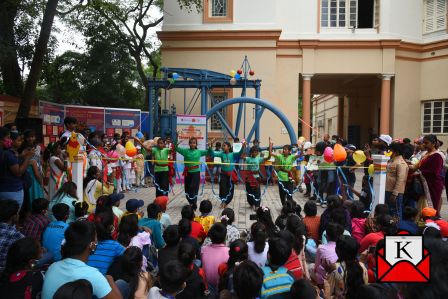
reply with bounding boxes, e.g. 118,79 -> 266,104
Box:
215,111 -> 236,139
255,85 -> 261,141
206,97 -> 297,145
201,86 -> 207,115
148,85 -> 153,139
246,107 -> 265,143
234,103 -> 244,138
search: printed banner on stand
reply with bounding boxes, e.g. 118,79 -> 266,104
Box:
39,101 -> 65,144
65,105 -> 105,133
176,115 -> 207,183
105,108 -> 141,138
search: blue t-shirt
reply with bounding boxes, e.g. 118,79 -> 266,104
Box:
398,220 -> 419,235
42,221 -> 69,261
41,258 -> 111,299
0,149 -> 23,192
138,218 -> 165,249
87,240 -> 125,275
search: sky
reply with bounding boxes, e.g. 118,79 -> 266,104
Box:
53,6 -> 163,56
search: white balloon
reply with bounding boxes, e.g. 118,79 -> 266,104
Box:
304,141 -> 312,150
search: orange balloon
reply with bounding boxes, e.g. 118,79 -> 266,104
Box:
333,144 -> 347,162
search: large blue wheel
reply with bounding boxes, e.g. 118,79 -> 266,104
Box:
206,97 -> 297,145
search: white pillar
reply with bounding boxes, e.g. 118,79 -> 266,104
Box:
370,155 -> 390,216
71,154 -> 85,201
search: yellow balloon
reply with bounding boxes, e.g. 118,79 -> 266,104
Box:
353,150 -> 367,164
368,164 -> 374,176
298,136 -> 306,143
125,141 -> 137,157
385,150 -> 392,157
230,70 -> 236,77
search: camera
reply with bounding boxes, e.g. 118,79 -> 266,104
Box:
249,214 -> 257,221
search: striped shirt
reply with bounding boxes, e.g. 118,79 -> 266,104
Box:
87,240 -> 125,275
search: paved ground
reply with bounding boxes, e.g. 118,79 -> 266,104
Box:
118,171 -> 448,230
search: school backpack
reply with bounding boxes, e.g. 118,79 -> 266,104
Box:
261,266 -> 294,299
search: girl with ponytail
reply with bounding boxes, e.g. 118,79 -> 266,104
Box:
325,235 -> 368,299
203,208 -> 240,246
218,239 -> 248,292
247,222 -> 269,268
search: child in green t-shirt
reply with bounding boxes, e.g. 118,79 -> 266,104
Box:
152,138 -> 171,197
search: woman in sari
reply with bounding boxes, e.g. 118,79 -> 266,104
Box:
411,134 -> 445,216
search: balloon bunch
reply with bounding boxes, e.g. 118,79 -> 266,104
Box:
229,67 -> 255,85
167,72 -> 180,84
323,144 -> 367,165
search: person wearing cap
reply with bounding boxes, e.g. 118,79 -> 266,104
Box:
110,193 -> 125,220
123,198 -> 145,219
378,134 -> 392,149
154,196 -> 172,231
385,142 -> 409,220
175,134 -> 213,209
422,207 -> 448,237
410,134 -> 445,215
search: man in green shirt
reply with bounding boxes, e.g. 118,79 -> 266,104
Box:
152,138 -> 171,197
175,136 -> 212,210
271,144 -> 303,206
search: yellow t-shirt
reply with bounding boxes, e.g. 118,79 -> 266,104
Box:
194,215 -> 215,233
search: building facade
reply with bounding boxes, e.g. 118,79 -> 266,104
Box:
159,0 -> 448,146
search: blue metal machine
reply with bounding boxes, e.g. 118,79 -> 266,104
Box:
147,57 -> 297,145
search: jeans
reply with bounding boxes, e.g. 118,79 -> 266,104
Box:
0,190 -> 24,207
385,191 -> 403,219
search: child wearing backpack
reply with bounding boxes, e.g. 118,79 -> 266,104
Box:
261,238 -> 295,299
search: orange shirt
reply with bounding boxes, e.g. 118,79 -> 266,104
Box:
303,215 -> 321,242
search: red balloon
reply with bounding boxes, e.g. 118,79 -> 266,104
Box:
333,144 -> 347,162
249,70 -> 255,76
237,69 -> 243,75
323,147 -> 334,163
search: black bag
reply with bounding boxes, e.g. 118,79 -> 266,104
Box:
412,175 -> 425,196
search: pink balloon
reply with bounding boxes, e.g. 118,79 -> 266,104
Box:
323,147 -> 334,163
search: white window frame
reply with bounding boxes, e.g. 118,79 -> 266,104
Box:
209,93 -> 227,132
321,0 -> 358,29
421,100 -> 448,134
210,0 -> 228,17
423,0 -> 447,34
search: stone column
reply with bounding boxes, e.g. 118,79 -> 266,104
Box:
380,74 -> 394,134
302,74 -> 314,141
370,155 -> 390,216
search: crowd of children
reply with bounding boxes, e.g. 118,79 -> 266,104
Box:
2,117 -> 448,299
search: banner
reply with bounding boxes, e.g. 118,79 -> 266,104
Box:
140,111 -> 150,136
39,101 -> 65,144
65,105 -> 105,133
176,115 -> 207,183
105,108 -> 141,138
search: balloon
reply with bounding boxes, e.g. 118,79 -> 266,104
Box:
233,142 -> 242,153
230,70 -> 236,77
235,73 -> 241,80
353,150 -> 366,164
229,78 -> 237,85
125,141 -> 137,157
298,136 -> 306,143
323,147 -> 334,163
333,143 -> 347,162
303,141 -> 312,150
368,164 -> 374,176
385,150 -> 392,157
136,131 -> 144,139
172,73 -> 179,80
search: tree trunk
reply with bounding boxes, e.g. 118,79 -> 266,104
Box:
17,0 -> 59,119
0,0 -> 24,97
